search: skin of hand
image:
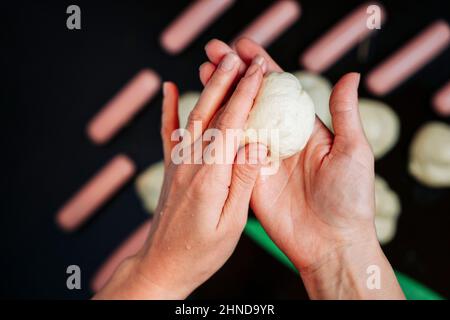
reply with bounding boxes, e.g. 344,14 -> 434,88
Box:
94,53 -> 269,300
198,38 -> 405,299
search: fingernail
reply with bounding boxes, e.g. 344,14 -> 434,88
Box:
253,55 -> 266,72
219,52 -> 238,71
245,55 -> 266,77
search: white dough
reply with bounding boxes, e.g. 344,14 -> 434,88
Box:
375,175 -> 401,219
409,121 -> 450,187
244,72 -> 315,159
135,161 -> 165,214
375,216 -> 397,245
178,91 -> 200,129
292,71 -> 333,130
374,175 -> 401,244
359,99 -> 400,159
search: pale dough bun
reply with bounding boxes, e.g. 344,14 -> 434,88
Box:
374,175 -> 401,244
292,71 -> 333,131
375,216 -> 397,245
135,161 -> 164,214
375,175 -> 401,219
409,121 -> 450,187
244,72 -> 315,159
178,91 -> 200,129
359,99 -> 400,159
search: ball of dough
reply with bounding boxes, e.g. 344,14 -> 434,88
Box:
244,72 -> 315,159
375,216 -> 397,245
375,175 -> 401,219
359,99 -> 400,159
374,175 -> 401,244
178,91 -> 200,129
409,121 -> 450,187
292,71 -> 333,131
135,161 -> 164,214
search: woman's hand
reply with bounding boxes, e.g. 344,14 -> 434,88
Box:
95,53 -> 268,299
199,38 -> 405,299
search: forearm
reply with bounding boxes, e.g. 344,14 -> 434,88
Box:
299,235 -> 405,300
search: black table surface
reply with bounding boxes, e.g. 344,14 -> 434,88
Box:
1,0 -> 449,299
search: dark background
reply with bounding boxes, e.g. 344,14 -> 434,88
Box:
1,0 -> 449,299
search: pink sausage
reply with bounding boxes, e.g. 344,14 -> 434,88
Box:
91,220 -> 152,292
433,81 -> 450,116
160,0 -> 235,55
56,155 -> 136,232
232,0 -> 301,48
301,2 -> 386,73
87,69 -> 161,145
366,20 -> 450,96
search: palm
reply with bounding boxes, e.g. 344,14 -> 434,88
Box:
251,122 -> 375,270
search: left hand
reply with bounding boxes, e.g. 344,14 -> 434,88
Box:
94,53 -> 268,299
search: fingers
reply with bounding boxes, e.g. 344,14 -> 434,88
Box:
205,39 -> 247,74
204,37 -> 282,73
207,56 -> 265,168
222,143 -> 268,228
329,73 -> 366,149
204,39 -> 235,65
186,52 -> 241,141
200,39 -> 247,86
234,37 -> 283,72
199,61 -> 216,86
201,37 -> 283,87
216,56 -> 265,131
161,82 -> 179,167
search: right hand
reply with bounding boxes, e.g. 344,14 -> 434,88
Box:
199,38 -> 405,299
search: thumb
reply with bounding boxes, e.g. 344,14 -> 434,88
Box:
329,73 -> 366,150
222,143 -> 268,227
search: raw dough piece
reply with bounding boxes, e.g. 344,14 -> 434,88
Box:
409,121 -> 450,187
178,91 -> 200,129
359,99 -> 400,159
244,72 -> 315,159
292,71 -> 333,130
375,175 -> 401,219
135,161 -> 164,213
374,175 -> 401,244
374,216 -> 397,245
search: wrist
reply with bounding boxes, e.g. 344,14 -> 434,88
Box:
134,253 -> 194,299
298,228 -> 404,299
